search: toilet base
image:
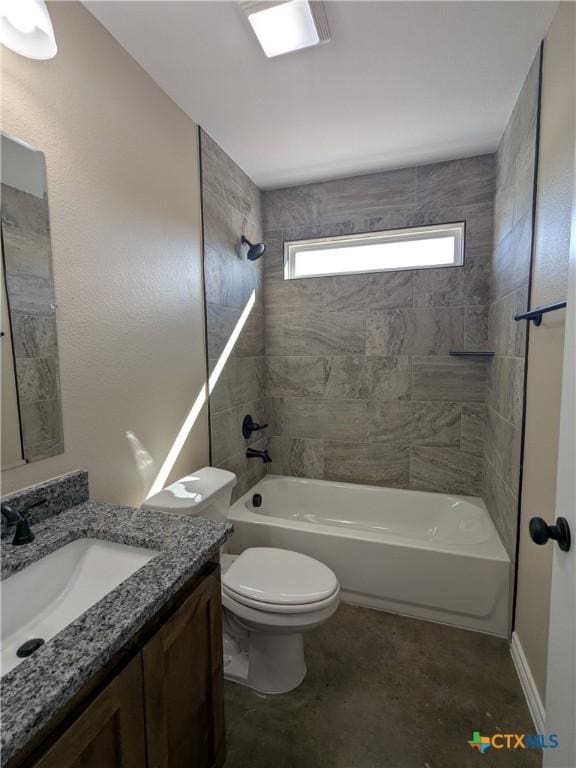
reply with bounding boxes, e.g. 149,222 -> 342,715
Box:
223,628 -> 307,694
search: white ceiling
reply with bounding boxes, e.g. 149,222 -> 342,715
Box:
85,1 -> 557,189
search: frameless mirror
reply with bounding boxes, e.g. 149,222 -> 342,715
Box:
1,133 -> 63,468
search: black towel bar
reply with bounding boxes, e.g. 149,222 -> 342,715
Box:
449,351 -> 495,357
514,300 -> 567,326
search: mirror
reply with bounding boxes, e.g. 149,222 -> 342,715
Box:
1,133 -> 63,468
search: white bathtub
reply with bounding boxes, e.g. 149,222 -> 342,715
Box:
228,475 -> 511,637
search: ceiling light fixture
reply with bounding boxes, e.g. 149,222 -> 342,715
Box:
0,0 -> 57,60
240,0 -> 330,58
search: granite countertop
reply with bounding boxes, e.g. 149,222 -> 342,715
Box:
0,500 -> 233,765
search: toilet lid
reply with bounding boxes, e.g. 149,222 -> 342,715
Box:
222,548 -> 338,606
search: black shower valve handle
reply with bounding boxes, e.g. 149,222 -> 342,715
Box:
242,414 -> 269,439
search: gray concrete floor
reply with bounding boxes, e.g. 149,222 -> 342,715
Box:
224,604 -> 541,768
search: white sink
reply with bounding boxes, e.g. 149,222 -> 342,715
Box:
1,538 -> 158,676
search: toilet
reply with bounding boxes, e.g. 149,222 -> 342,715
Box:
142,467 -> 340,694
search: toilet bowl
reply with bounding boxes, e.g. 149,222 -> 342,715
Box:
142,468 -> 340,694
221,548 -> 340,693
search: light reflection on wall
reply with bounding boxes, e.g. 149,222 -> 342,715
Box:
142,290 -> 257,498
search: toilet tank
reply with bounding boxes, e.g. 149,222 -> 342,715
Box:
141,467 -> 237,521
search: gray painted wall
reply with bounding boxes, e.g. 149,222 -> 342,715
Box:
483,53 -> 540,558
262,155 -> 495,495
200,130 -> 269,501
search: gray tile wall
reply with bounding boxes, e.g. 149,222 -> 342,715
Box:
262,154 -> 495,495
200,131 -> 269,500
484,53 -> 540,558
1,183 -> 64,462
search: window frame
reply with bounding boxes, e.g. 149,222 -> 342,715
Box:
283,221 -> 466,280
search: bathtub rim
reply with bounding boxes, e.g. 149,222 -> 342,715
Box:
229,474 -> 510,564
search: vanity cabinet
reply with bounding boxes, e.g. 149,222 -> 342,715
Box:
29,656 -> 146,768
142,569 -> 225,768
17,565 -> 224,768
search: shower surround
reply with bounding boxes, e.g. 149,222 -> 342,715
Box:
201,79 -> 537,534
483,53 -> 540,558
200,130 -> 269,500
261,155 -> 495,496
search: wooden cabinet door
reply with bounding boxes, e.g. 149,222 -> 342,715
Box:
142,569 -> 225,768
31,656 -> 146,768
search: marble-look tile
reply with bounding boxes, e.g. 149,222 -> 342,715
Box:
1,185 -> 52,280
411,402 -> 461,447
464,306 -> 489,350
493,180 -> 515,246
508,53 -> 540,180
485,407 -> 522,497
266,356 -> 326,398
490,212 -> 532,301
282,311 -> 366,356
283,219 -> 367,243
264,312 -> 285,356
4,273 -> 55,314
323,356 -> 367,399
415,155 -> 495,209
210,356 -> 264,414
235,311 -> 265,358
464,258 -> 491,306
324,441 -> 409,487
488,286 -> 528,357
366,356 -> 412,400
461,403 -> 487,455
201,130 -> 261,222
486,356 -> 525,428
262,230 -> 284,283
367,401 -> 460,446
264,396 -> 284,437
216,437 -> 268,502
11,312 -> 57,359
20,399 -> 62,449
366,401 -> 412,443
211,399 -> 269,465
364,207 -> 418,233
413,267 -> 465,307
410,447 -> 482,496
264,278 -> 325,313
15,358 -> 60,403
323,271 -> 414,312
367,308 -> 464,356
313,167 -> 416,220
206,303 -> 241,361
25,438 -> 65,462
263,186 -> 317,230
208,304 -> 265,363
411,355 -> 487,402
514,144 -> 536,226
282,398 -> 367,441
462,203 -> 495,250
268,436 -> 324,479
483,456 -> 518,559
203,190 -> 262,310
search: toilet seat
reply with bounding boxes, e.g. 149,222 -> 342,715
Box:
222,547 -> 339,613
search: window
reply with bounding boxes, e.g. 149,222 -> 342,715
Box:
284,222 -> 465,280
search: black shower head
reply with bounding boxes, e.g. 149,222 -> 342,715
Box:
241,235 -> 266,261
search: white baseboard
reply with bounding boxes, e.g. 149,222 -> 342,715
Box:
510,631 -> 546,733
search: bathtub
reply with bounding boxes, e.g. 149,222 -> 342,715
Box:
228,475 -> 511,637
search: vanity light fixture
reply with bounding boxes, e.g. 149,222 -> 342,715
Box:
0,0 -> 57,60
240,0 -> 330,58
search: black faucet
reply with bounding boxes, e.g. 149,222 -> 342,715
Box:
1,499 -> 46,545
246,448 -> 272,464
